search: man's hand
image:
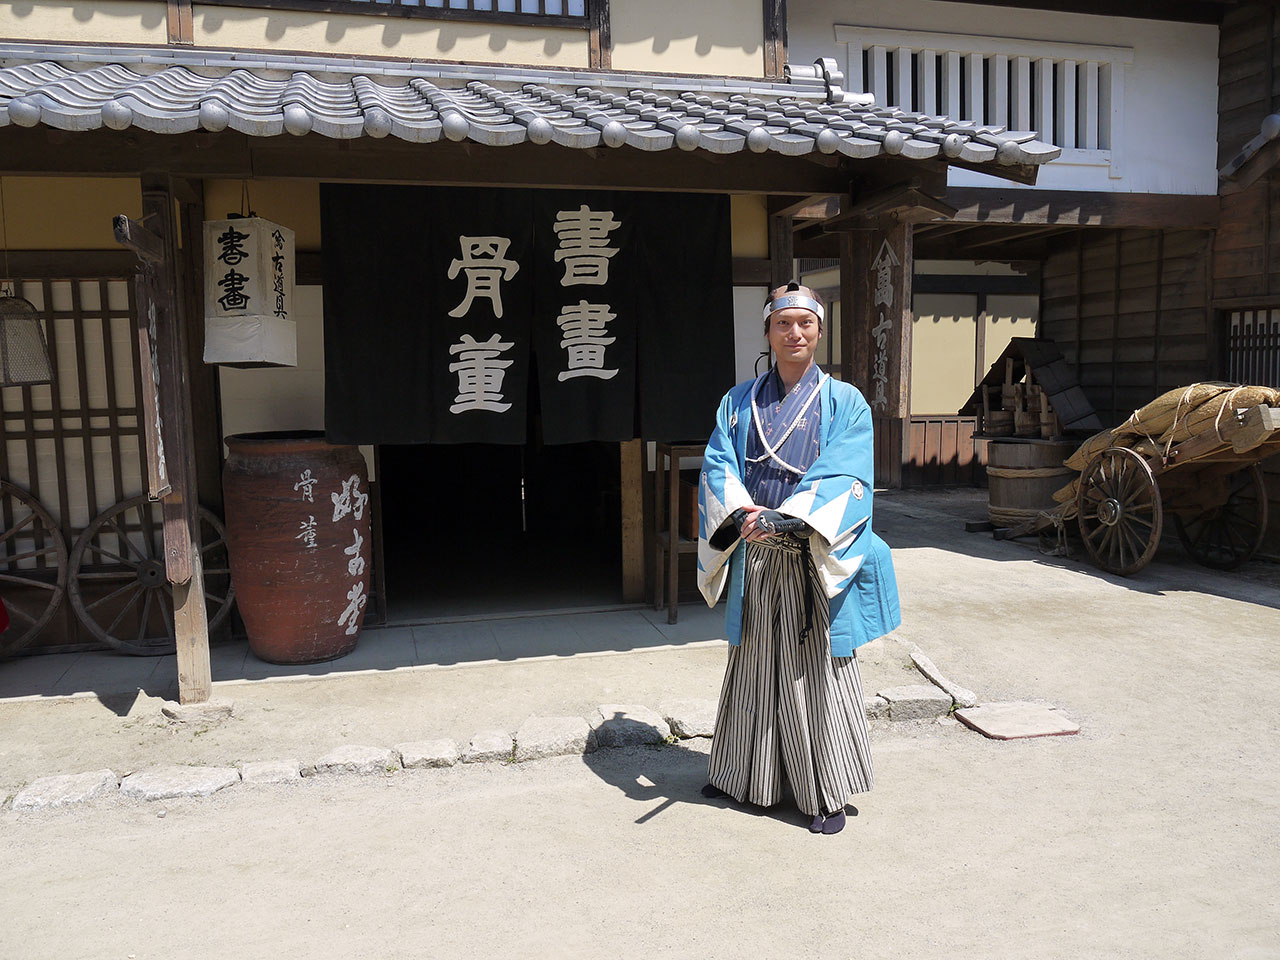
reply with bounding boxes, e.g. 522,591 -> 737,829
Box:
739,505 -> 775,542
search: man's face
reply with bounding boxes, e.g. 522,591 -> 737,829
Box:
767,307 -> 822,366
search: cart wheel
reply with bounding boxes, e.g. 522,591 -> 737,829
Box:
1076,447 -> 1163,577
68,496 -> 235,656
0,480 -> 68,657
1173,463 -> 1269,571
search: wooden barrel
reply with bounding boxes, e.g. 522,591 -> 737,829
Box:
986,439 -> 1075,527
223,431 -> 371,663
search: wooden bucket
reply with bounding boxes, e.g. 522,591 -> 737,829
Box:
986,411 -> 1015,436
223,431 -> 371,664
986,439 -> 1075,527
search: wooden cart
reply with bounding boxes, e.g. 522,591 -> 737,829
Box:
1004,403 -> 1280,576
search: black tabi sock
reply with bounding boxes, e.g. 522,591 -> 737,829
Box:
701,783 -> 730,800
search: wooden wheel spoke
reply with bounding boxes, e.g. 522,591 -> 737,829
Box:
5,602 -> 38,624
135,590 -> 153,648
108,516 -> 148,563
203,589 -> 228,607
0,572 -> 58,590
157,590 -> 176,643
74,570 -> 137,581
202,567 -> 231,576
86,539 -> 137,569
103,586 -> 143,636
1087,522 -> 1108,543
200,537 -> 226,556
1127,513 -> 1155,530
0,512 -> 39,545
85,579 -> 142,611
0,543 -> 64,566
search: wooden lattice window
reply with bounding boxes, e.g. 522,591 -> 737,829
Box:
0,277 -> 150,545
1226,308 -> 1280,388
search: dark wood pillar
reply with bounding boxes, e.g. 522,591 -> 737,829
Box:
851,219 -> 913,488
769,210 -> 794,290
763,0 -> 787,79
118,175 -> 212,703
589,0 -> 612,70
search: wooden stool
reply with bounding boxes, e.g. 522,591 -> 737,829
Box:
652,442 -> 705,624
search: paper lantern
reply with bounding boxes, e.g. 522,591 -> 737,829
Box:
203,217 -> 297,367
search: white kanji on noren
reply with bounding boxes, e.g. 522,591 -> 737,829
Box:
556,300 -> 618,382
553,205 -> 621,287
330,474 -> 369,523
449,333 -> 515,413
293,468 -> 316,503
447,236 -> 520,318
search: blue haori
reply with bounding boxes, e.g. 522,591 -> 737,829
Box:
696,370 -> 901,657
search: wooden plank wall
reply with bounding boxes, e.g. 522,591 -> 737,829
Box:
1217,2 -> 1280,557
903,416 -> 986,487
1040,228 -> 1214,427
1218,2 -> 1278,171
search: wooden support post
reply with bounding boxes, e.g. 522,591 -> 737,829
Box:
763,0 -> 787,79
839,231 -> 857,385
134,174 -> 210,704
619,439 -> 644,603
589,0 -> 612,70
769,210 -> 794,290
850,217 -> 914,487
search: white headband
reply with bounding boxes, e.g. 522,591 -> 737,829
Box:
763,294 -> 825,323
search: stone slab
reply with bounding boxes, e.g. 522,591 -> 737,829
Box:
120,765 -> 240,801
659,699 -> 716,739
307,744 -> 400,776
397,739 -> 460,769
239,760 -> 302,784
514,716 -> 595,762
12,769 -> 118,810
160,698 -> 235,725
955,702 -> 1080,740
461,730 -> 513,764
877,684 -> 953,721
863,695 -> 890,721
594,704 -> 671,747
905,644 -> 978,708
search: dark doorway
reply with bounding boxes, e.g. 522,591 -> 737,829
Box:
378,440 -> 622,620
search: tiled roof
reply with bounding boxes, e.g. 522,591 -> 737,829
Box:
0,44 -> 1061,168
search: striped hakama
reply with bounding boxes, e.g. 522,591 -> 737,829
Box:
707,536 -> 874,817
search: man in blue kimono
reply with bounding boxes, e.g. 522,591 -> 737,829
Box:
697,282 -> 901,835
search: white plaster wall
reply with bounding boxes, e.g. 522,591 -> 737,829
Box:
788,0 -> 1219,195
733,286 -> 769,385
218,285 -> 375,479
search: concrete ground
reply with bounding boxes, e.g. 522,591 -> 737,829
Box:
2,488 -> 1278,960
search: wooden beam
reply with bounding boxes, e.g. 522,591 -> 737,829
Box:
763,0 -> 787,79
619,439 -> 644,603
1220,137 -> 1280,196
0,250 -> 136,278
839,232 -> 856,385
769,193 -> 845,220
824,183 -> 956,232
927,0 -> 1233,25
732,258 -> 772,286
113,215 -> 164,264
944,187 -> 1221,229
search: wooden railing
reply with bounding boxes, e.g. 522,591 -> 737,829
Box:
197,0 -> 591,29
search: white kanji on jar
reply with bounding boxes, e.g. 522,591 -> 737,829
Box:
448,333 -> 515,412
553,205 -> 621,287
447,236 -> 520,318
556,300 -> 618,382
330,474 -> 369,523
